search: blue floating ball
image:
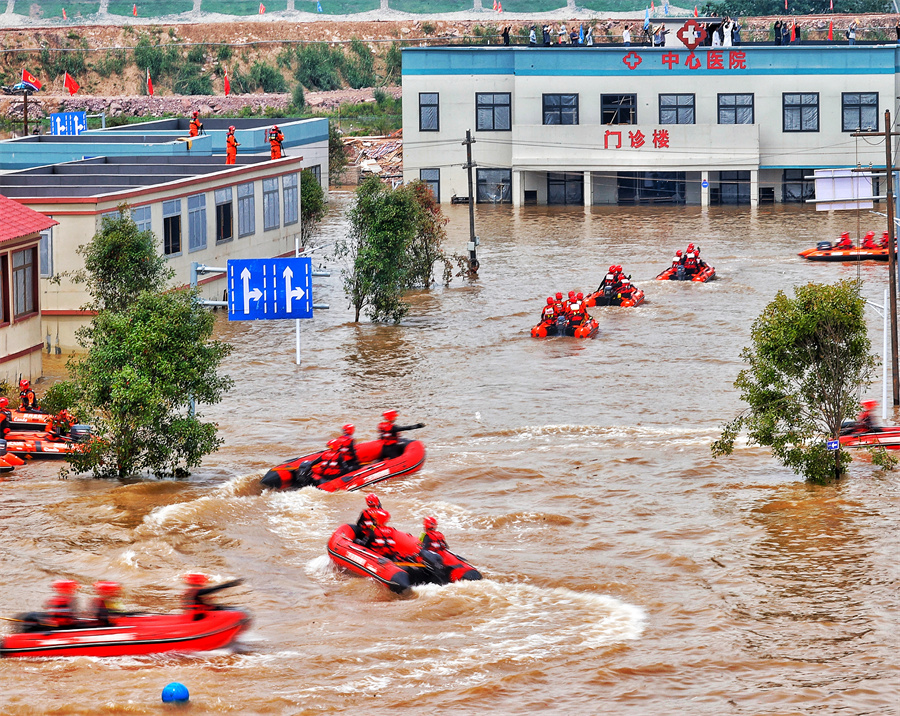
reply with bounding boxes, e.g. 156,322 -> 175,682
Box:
161,682 -> 190,703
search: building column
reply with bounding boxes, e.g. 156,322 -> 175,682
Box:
512,170 -> 523,207
701,170 -> 710,207
749,169 -> 759,207
584,171 -> 593,208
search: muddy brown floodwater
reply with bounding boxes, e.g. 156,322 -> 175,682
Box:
1,197 -> 898,715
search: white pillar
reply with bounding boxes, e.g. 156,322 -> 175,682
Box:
512,170 -> 523,207
701,170 -> 710,207
584,171 -> 592,207
750,170 -> 759,207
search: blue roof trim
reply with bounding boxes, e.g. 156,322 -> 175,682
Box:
402,45 -> 900,77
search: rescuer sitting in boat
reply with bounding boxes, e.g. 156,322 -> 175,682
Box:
861,231 -> 878,250
539,297 -> 557,327
355,493 -> 383,543
91,581 -> 123,627
0,397 -> 11,437
835,232 -> 854,250
19,379 -> 39,412
364,509 -> 401,558
42,579 -> 80,629
335,423 -> 360,472
671,250 -> 684,269
850,400 -> 880,434
311,439 -> 343,481
552,292 -> 566,317
418,516 -> 450,584
683,244 -> 702,275
378,410 -> 425,460
182,573 -> 244,621
880,231 -> 891,249
617,279 -> 636,302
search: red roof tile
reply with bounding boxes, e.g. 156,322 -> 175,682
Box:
0,193 -> 57,245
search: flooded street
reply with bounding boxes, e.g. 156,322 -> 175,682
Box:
1,198 -> 898,715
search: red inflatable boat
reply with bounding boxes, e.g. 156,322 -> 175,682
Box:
585,286 -> 645,308
656,264 -> 716,282
531,315 -> 599,338
2,425 -> 91,459
839,426 -> 900,450
327,523 -> 482,594
6,410 -> 52,431
798,243 -> 890,262
0,608 -> 250,658
261,438 -> 425,492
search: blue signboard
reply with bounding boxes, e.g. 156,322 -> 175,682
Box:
227,257 -> 313,321
50,111 -> 86,136
826,439 -> 839,451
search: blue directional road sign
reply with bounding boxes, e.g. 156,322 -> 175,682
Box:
227,257 -> 313,321
50,111 -> 86,136
826,439 -> 840,451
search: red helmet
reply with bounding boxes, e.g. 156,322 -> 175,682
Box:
0,397 -> 7,410
273,124 -> 279,130
183,573 -> 208,586
841,232 -> 849,239
192,111 -> 199,118
862,399 -> 878,409
568,291 -> 576,299
423,516 -> 437,530
864,231 -> 875,239
576,292 -> 584,300
546,297 -> 554,305
382,409 -> 398,422
343,423 -> 354,436
555,292 -> 563,300
608,265 -> 616,272
93,580 -> 121,597
19,379 -> 29,391
687,243 -> 694,251
374,509 -> 390,526
228,125 -> 236,132
615,265 -> 623,273
365,493 -> 381,508
52,579 -> 79,595
676,250 -> 683,256
326,438 -> 339,450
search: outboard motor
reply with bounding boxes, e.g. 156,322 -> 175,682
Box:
556,313 -> 568,336
0,439 -> 7,457
817,241 -> 833,251
68,425 -> 92,443
675,264 -> 687,281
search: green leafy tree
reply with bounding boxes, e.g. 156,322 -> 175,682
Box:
328,122 -> 348,185
403,179 -> 450,288
55,211 -> 233,479
300,169 -> 327,247
711,280 -> 880,483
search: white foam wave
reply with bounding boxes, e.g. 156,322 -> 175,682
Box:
304,554 -> 340,583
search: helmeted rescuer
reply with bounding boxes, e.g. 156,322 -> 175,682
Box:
189,110 -> 203,137
880,231 -> 891,249
182,573 -> 215,620
420,516 -> 448,552
225,126 -> 240,165
672,249 -> 684,268
861,230 -> 878,250
365,509 -> 399,557
378,410 -> 425,459
835,231 -> 853,250
0,397 -> 10,437
268,124 -> 285,160
356,493 -> 383,539
683,248 -> 699,274
44,579 -> 79,628
540,297 -> 556,325
552,291 -> 566,317
91,580 -> 122,626
854,399 -> 879,433
19,379 -> 37,412
336,423 -> 359,471
311,438 -> 343,480
618,278 -> 635,300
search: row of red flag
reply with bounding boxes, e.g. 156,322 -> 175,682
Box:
20,66 -> 234,98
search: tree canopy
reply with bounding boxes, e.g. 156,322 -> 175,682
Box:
300,168 -> 327,247
711,280 -> 881,483
57,209 -> 233,479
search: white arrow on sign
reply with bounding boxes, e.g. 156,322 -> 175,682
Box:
283,266 -> 305,312
241,268 -> 263,313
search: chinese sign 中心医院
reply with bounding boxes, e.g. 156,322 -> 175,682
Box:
622,50 -> 747,71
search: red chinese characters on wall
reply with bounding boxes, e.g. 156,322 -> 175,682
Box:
603,128 -> 671,150
621,50 -> 747,71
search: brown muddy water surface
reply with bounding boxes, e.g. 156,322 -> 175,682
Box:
1,199 -> 898,715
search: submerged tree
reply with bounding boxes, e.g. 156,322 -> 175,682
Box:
711,280 -> 886,483
300,168 -> 327,247
56,209 -> 233,479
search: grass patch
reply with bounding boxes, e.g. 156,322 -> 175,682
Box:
391,0 -> 472,11
306,0 -> 380,13
108,0 -> 193,14
201,0 -> 288,12
23,1 -> 99,17
580,0 -> 652,9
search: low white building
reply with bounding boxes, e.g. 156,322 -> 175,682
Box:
402,39 -> 893,206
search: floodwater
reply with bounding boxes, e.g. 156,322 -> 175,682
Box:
1,197 -> 898,715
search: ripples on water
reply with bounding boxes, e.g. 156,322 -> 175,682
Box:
0,201 -> 897,714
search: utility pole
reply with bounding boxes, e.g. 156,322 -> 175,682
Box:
855,109 -> 900,405
462,129 -> 479,274
22,90 -> 29,136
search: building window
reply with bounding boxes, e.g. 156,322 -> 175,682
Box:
132,205 -> 151,233
547,172 -> 584,205
842,93 -> 878,132
163,199 -> 182,256
0,255 -> 8,325
263,178 -> 280,231
283,173 -> 299,226
187,194 -> 207,253
476,93 -> 511,131
419,93 -> 439,132
420,168 -> 440,203
215,187 -> 233,243
101,209 -> 121,222
542,94 -> 578,125
39,228 -> 52,278
476,168 -> 512,203
718,94 -> 754,124
719,171 -> 751,204
782,169 -> 815,203
659,94 -> 695,125
784,93 -> 819,132
601,94 -> 637,125
238,182 -> 255,238
12,247 -> 37,319
306,164 -> 321,183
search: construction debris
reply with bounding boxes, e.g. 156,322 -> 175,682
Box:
343,130 -> 403,183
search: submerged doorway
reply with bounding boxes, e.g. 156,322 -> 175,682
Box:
617,172 -> 686,204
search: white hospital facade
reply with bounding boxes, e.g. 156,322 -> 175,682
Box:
401,41 -> 895,206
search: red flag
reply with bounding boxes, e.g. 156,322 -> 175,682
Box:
498,1 -> 501,10
790,22 -> 796,41
492,0 -> 497,8
21,69 -> 42,91
62,8 -> 66,19
132,3 -> 137,16
63,71 -> 79,96
146,69 -> 153,96
259,2 -> 265,12
829,0 -> 833,8
693,5 -> 698,16
784,0 -> 787,8
828,20 -> 833,39
224,66 -> 230,97
651,0 -> 654,8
